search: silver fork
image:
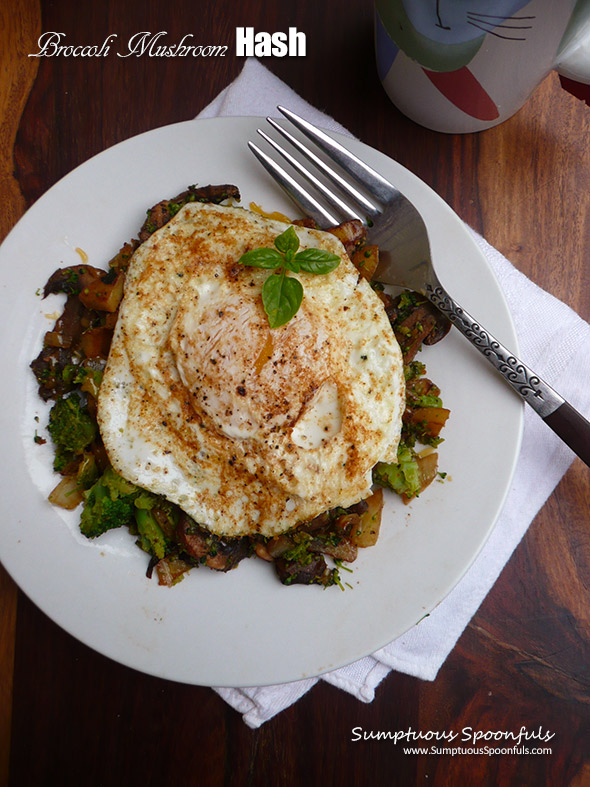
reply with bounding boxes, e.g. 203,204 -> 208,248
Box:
249,106 -> 590,468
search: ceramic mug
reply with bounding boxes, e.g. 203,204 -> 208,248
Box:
375,0 -> 590,133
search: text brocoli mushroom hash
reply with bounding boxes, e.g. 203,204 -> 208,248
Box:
31,184 -> 451,588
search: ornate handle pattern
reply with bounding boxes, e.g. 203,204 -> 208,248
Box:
426,284 -> 563,418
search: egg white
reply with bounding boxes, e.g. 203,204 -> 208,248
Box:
97,203 -> 405,537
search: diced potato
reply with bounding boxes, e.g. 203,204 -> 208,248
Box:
103,311 -> 119,330
79,273 -> 124,312
80,326 -> 113,359
43,331 -> 66,348
327,219 -> 366,255
351,488 -> 383,547
351,244 -> 379,281
407,377 -> 440,399
408,406 -> 450,438
107,240 -> 138,273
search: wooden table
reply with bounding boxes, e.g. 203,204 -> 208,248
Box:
2,1 -> 589,784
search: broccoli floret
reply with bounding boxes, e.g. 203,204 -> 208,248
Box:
404,361 -> 426,381
47,394 -> 97,463
414,393 -> 443,408
70,364 -> 103,398
135,507 -> 168,560
53,445 -> 75,473
80,494 -> 134,539
80,466 -> 140,538
79,468 -> 174,555
373,443 -> 421,500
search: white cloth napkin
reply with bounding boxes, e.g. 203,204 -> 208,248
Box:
199,59 -> 590,727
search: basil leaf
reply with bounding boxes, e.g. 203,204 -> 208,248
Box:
238,247 -> 283,269
295,248 -> 340,274
282,248 -> 300,273
262,272 -> 304,329
274,225 -> 300,255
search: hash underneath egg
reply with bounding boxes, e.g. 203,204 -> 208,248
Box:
97,203 -> 405,537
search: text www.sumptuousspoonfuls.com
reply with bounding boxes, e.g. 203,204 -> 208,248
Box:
351,725 -> 554,756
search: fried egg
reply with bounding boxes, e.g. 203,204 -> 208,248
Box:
97,202 -> 405,537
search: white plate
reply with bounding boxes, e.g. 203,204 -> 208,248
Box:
0,117 -> 522,687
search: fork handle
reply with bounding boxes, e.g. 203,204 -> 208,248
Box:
426,284 -> 590,468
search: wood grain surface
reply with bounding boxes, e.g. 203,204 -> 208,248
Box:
0,2 -> 40,785
1,1 -> 589,785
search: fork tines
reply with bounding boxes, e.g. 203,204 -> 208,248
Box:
249,106 -> 395,229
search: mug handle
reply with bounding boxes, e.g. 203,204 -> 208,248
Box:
555,2 -> 590,83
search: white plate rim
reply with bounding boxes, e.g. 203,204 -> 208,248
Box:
0,116 -> 523,687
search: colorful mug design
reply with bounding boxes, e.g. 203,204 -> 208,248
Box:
376,0 -> 590,132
